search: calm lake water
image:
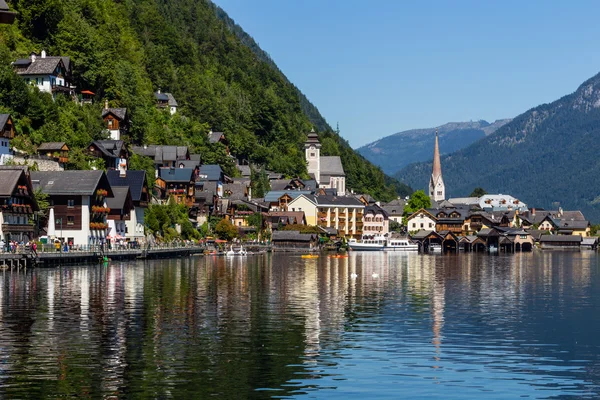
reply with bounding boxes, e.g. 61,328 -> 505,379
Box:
0,252 -> 599,399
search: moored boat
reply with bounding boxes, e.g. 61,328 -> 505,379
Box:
385,238 -> 419,251
348,235 -> 385,251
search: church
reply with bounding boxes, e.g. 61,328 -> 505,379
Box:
429,129 -> 445,202
305,129 -> 346,194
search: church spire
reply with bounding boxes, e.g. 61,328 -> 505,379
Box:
429,129 -> 445,202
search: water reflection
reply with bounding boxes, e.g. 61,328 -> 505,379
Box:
0,252 -> 598,398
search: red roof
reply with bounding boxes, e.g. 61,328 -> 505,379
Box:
81,90 -> 95,95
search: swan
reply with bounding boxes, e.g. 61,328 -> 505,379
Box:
372,273 -> 379,279
226,244 -> 235,257
350,273 -> 358,279
239,244 -> 247,256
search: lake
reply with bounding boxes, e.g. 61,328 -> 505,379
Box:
0,252 -> 599,399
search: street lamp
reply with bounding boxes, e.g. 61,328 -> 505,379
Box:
0,0 -> 16,24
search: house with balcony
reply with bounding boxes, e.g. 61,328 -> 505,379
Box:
36,142 -> 69,164
87,140 -> 128,174
311,195 -> 364,239
0,114 -> 14,158
363,204 -> 389,235
107,170 -> 149,242
13,51 -> 74,97
0,167 -> 39,244
106,187 -> 134,242
434,207 -> 468,235
31,170 -> 113,246
102,103 -> 128,140
154,90 -> 178,115
155,167 -> 196,206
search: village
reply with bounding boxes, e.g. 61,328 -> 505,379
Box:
0,50 -> 596,259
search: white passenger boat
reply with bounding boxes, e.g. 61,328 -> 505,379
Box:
348,235 -> 385,251
385,238 -> 419,251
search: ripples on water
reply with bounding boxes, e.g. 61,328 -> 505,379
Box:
0,252 -> 599,399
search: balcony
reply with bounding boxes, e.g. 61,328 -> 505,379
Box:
2,223 -> 34,233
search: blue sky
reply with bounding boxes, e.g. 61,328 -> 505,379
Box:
213,1 -> 600,148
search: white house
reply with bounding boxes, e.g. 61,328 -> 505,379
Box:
13,51 -> 73,97
406,208 -> 437,232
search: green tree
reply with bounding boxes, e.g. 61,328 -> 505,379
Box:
246,212 -> 263,229
215,219 -> 238,241
469,187 -> 487,197
251,166 -> 270,198
403,190 -> 432,216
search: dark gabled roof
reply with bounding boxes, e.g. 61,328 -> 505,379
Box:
270,179 -> 290,191
0,0 -> 8,10
106,170 -> 146,202
272,231 -> 316,242
540,235 -> 582,243
410,230 -> 435,240
158,167 -> 194,183
131,145 -> 155,158
102,108 -> 127,120
0,169 -> 23,197
155,92 -> 169,101
208,131 -> 224,143
198,164 -> 223,181
31,170 -> 113,197
264,190 -> 311,202
314,195 -> 363,206
0,114 -> 10,129
166,93 -> 178,107
176,160 -> 200,169
89,140 -> 125,158
37,142 -> 67,152
559,220 -> 589,230
14,57 -> 64,76
106,187 -> 132,211
365,204 -> 389,219
189,154 -> 201,162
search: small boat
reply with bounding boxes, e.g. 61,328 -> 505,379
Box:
329,254 -> 348,259
385,238 -> 418,251
348,235 -> 385,251
429,244 -> 442,253
301,254 -> 319,259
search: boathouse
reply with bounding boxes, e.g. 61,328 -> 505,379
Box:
539,235 -> 582,250
272,231 -> 317,250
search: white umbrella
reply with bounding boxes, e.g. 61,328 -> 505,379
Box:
47,207 -> 56,238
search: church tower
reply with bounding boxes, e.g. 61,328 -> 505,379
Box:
305,128 -> 321,183
429,129 -> 445,202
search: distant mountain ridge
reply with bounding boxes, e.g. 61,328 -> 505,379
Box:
395,72 -> 600,222
357,119 -> 511,174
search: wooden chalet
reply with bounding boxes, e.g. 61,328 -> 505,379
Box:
156,167 -> 196,207
37,142 -> 69,163
0,114 -> 14,156
0,167 -> 39,243
434,208 -> 467,234
272,230 -> 318,250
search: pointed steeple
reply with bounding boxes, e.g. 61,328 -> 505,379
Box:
432,129 -> 442,180
429,129 -> 445,202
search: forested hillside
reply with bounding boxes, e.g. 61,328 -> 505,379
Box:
357,120 -> 510,175
0,0 -> 409,200
396,72 -> 600,221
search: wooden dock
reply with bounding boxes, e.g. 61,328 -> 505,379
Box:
0,245 -> 208,268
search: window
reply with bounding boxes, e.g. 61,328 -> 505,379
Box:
437,191 -> 442,196
310,152 -> 315,157
67,199 -> 75,208
67,216 -> 74,225
420,223 -> 424,228
429,223 -> 433,228
108,119 -> 113,128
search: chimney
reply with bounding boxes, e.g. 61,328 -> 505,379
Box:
104,99 -> 109,109
157,88 -> 160,94
531,207 -> 536,216
41,49 -> 46,58
143,144 -> 147,149
119,168 -> 126,178
30,52 -> 36,62
247,186 -> 252,201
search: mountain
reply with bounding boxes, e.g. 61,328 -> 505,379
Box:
0,0 -> 410,200
395,73 -> 600,221
357,119 -> 511,175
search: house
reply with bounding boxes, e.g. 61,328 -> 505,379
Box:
101,103 -> 127,140
0,168 -> 39,243
198,164 -> 228,197
540,235 -> 582,250
154,90 -> 178,115
0,114 -> 14,157
313,195 -> 364,239
87,140 -> 128,174
31,170 -> 114,246
264,190 -> 313,211
272,231 -> 318,250
131,145 -> 189,169
106,187 -> 133,242
0,0 -> 16,24
207,131 -> 230,155
557,219 -> 590,237
156,167 -> 196,206
106,170 -> 149,242
13,51 -> 73,96
382,199 -> 405,225
363,204 -> 389,235
267,211 -> 306,230
304,130 -> 346,193
406,208 -> 437,233
36,142 -> 69,163
433,207 -> 468,234
286,194 -> 318,225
